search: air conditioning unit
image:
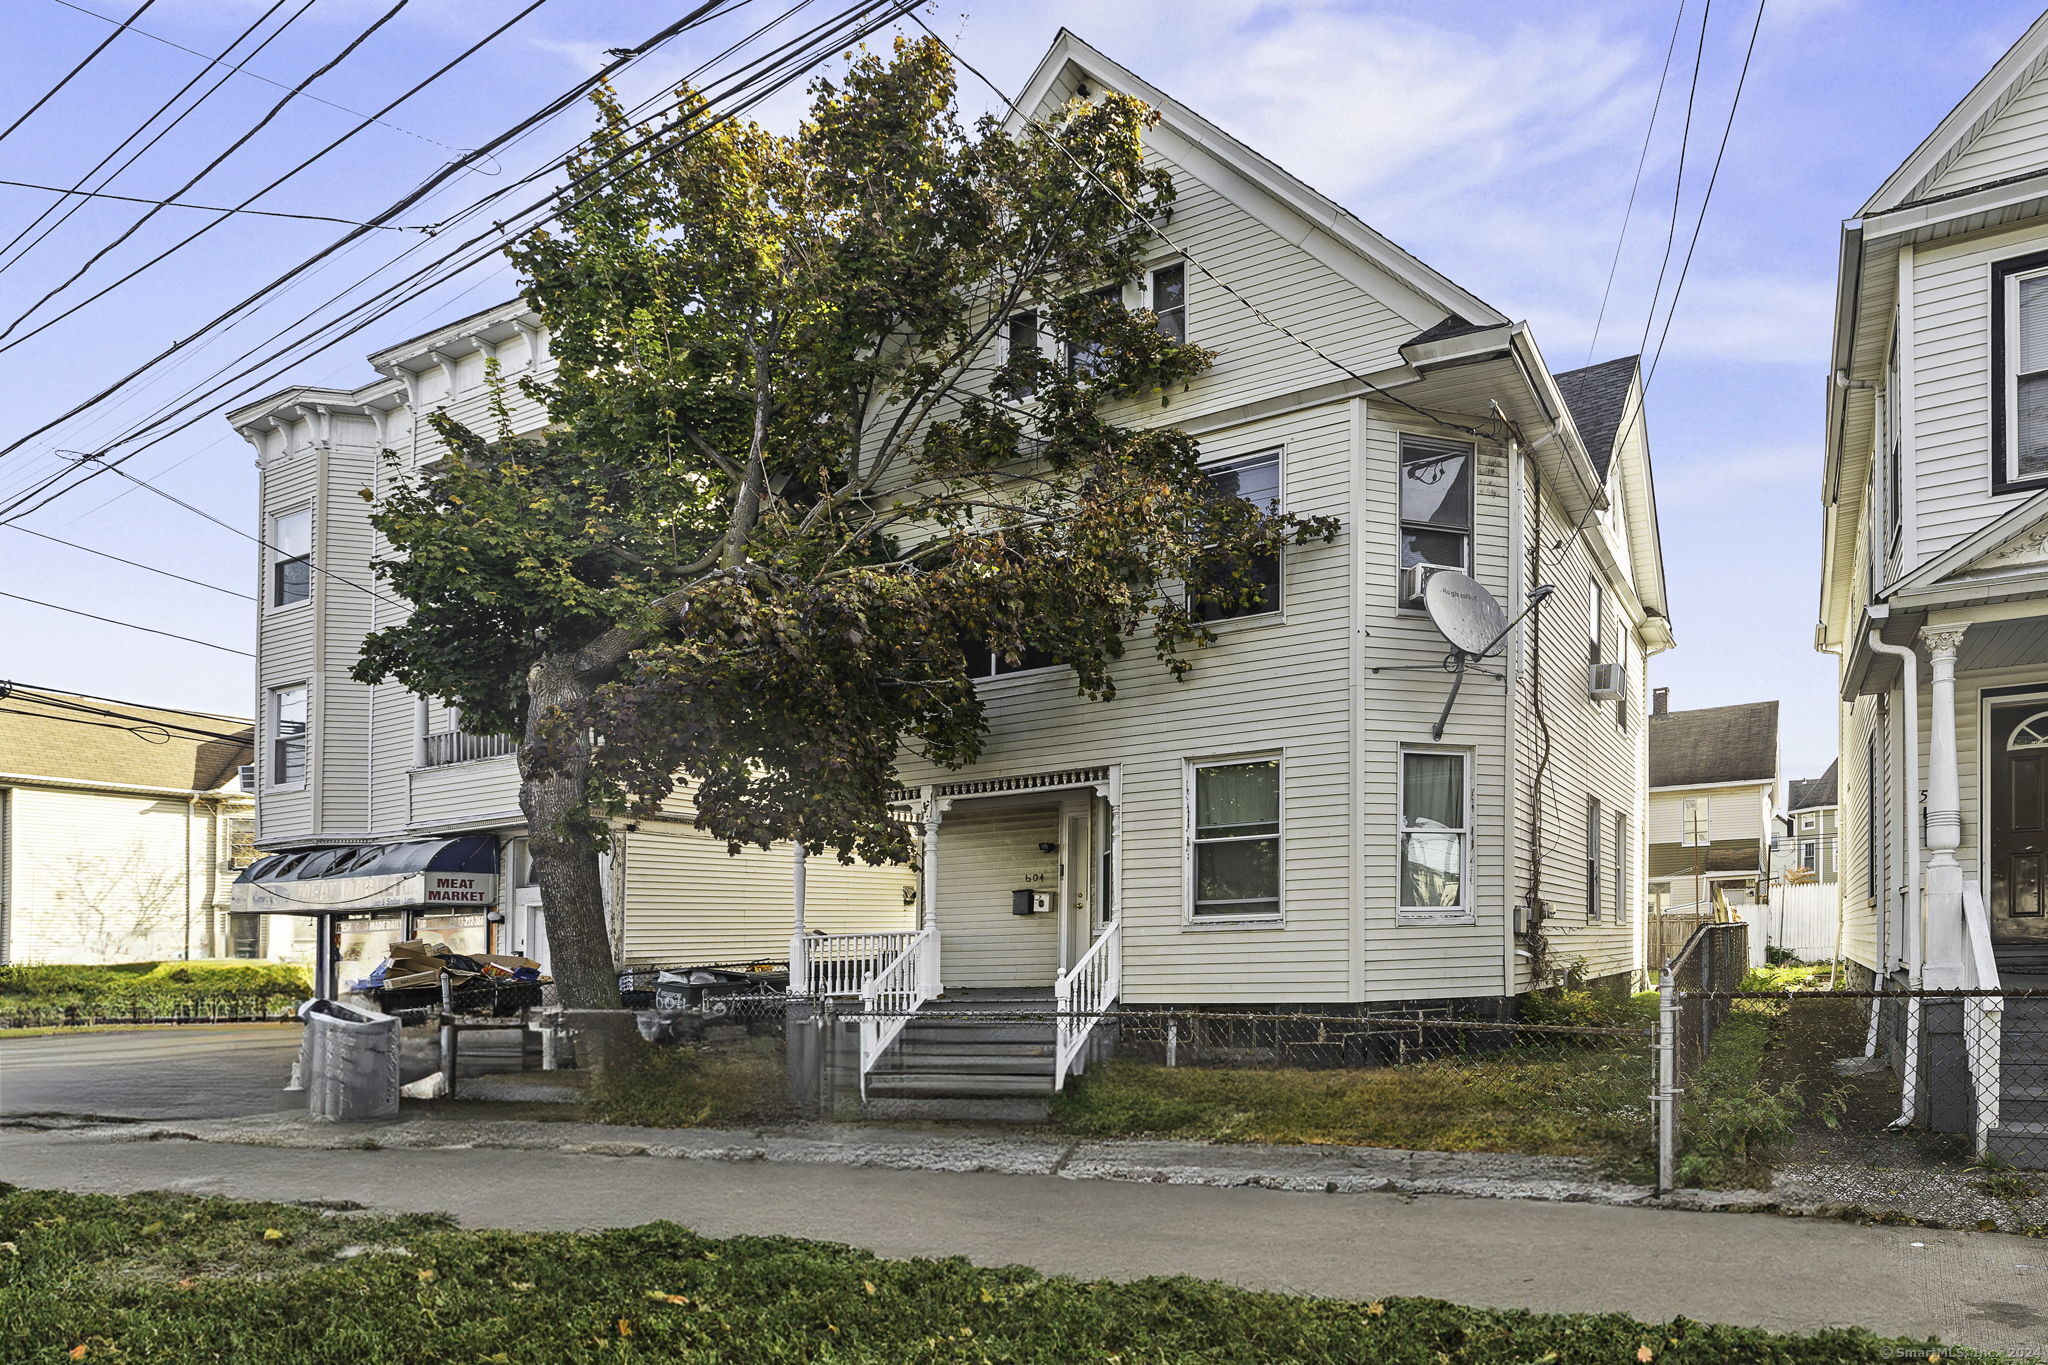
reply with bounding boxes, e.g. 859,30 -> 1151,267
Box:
1401,563 -> 1437,605
237,764 -> 257,793
1587,661 -> 1626,700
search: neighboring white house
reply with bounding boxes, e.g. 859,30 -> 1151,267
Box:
0,688 -> 259,965
1820,10 -> 2048,1165
1644,692 -> 1778,965
1772,761 -> 1840,885
228,31 -> 1674,1097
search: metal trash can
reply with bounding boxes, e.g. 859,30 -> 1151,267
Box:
297,998 -> 401,1121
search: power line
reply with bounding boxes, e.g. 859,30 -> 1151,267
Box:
0,0 -> 311,279
0,177 -> 430,231
0,0 -> 159,152
1587,1 -> 1687,365
910,14 -> 1492,442
1637,0 -> 1713,359
0,588 -> 253,656
1,678 -> 250,729
0,682 -> 254,743
46,0 -> 471,156
0,0 -> 430,350
1,522 -> 255,599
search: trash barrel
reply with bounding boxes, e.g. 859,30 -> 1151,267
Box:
297,998 -> 401,1121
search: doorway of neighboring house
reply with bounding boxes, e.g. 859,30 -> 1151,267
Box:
504,837 -> 552,973
1989,701 -> 2048,946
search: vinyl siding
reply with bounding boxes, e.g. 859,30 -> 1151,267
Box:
928,800 -> 1065,988
1923,59 -> 2048,197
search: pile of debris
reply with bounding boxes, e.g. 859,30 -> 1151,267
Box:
357,940 -> 549,1018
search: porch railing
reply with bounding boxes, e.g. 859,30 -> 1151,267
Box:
857,926 -> 940,1096
792,929 -> 919,998
1961,880 -> 2003,1155
420,730 -> 517,767
1053,917 -> 1120,1090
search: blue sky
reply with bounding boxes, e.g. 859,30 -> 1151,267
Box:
0,0 -> 2040,786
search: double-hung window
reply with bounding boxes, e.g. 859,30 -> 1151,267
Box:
1994,252 -> 2048,490
269,685 -> 308,787
271,508 -> 311,607
1680,797 -> 1706,847
961,638 -> 1060,678
1398,749 -> 1469,920
1002,310 -> 1040,397
1148,263 -> 1186,343
1067,284 -> 1123,379
1192,450 -> 1282,621
1613,812 -> 1629,923
1188,757 -> 1281,920
1399,435 -> 1473,605
1586,795 -> 1603,921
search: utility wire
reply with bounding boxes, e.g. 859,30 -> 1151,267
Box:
0,0 -> 743,468
910,14 -> 1492,442
2,677 -> 251,731
1,522 -> 254,599
46,0 -> 470,156
0,0 -> 159,151
0,589 -> 253,655
1637,0 -> 1713,359
1587,1 -> 1687,364
0,0 -> 431,350
0,0 -> 309,279
0,682 -> 254,742
0,178 -> 429,231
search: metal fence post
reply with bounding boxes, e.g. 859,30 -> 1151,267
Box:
1656,965 -> 1678,1195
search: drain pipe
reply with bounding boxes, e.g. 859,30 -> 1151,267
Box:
1866,630 -> 1922,1128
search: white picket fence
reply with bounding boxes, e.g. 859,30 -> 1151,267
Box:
1745,883 -> 1840,961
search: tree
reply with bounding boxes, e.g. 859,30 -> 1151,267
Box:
354,38 -> 1336,1019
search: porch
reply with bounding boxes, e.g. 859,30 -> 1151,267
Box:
788,768 -> 1124,1104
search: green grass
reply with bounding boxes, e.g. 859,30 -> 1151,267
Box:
580,1038 -> 793,1128
0,961 -> 311,1019
1051,1045 -> 1653,1170
0,1185 -> 1987,1364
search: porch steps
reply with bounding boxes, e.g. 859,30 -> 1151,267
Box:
1988,974 -> 2048,1168
860,990 -> 1100,1121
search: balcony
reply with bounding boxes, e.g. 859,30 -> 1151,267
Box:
420,730 -> 517,768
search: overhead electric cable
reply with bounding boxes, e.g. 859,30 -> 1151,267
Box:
0,589 -> 253,655
46,0 -> 468,154
0,0 -> 431,349
1,684 -> 254,742
0,178 -> 428,230
2,677 -> 250,728
1637,0 -> 1713,359
0,0 -> 160,152
1,522 -> 255,599
1587,1 -> 1687,364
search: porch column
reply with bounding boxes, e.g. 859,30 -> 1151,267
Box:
789,843 -> 809,996
919,794 -> 948,933
1920,624 -> 1968,987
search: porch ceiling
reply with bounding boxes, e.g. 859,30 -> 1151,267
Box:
1959,614 -> 2048,673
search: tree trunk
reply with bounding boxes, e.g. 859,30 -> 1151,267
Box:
519,651 -> 618,1019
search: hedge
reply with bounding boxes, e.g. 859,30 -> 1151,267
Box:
0,960 -> 311,1015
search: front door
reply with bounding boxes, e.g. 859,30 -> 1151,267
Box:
509,886 -> 552,975
1988,701 -> 2048,945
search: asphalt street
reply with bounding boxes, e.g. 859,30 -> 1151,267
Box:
0,1024 -> 301,1120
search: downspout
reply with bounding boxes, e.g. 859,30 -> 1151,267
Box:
1866,630 -> 1921,1127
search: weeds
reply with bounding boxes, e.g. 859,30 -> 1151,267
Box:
579,1038 -> 791,1128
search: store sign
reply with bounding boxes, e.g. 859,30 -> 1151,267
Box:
239,872 -> 499,914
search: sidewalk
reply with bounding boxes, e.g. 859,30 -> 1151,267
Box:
3,1112 -> 2045,1356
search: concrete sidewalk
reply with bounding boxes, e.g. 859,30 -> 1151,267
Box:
1,1118 -> 2044,1356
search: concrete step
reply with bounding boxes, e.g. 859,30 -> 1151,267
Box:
866,1071 -> 1055,1097
874,1052 -> 1055,1077
900,1020 -> 1057,1042
1998,1084 -> 2048,1126
1987,1121 -> 2048,1171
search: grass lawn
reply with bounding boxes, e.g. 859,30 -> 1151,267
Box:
0,1185 -> 1983,1364
1050,1044 -> 1653,1172
580,1037 -> 793,1128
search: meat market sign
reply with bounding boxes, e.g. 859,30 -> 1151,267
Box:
240,871 -> 497,914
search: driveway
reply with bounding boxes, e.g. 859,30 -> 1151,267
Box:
0,1024 -> 301,1121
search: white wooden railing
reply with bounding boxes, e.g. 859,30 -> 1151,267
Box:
857,927 -> 940,1096
793,930 -> 918,999
1960,880 -> 2003,1156
1053,918 -> 1120,1091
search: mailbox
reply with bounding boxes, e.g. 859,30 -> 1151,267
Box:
1011,889 -> 1051,916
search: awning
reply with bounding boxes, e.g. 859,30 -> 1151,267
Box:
232,835 -> 499,915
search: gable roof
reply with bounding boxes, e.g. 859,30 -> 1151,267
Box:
1553,355 -> 1640,481
1788,760 -> 1838,813
0,689 -> 253,794
1862,11 -> 2048,213
1649,700 -> 1779,789
1012,31 -> 1508,334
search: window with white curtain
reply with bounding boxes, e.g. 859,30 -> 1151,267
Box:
271,508 -> 311,607
1188,757 -> 1281,920
1398,749 -> 1469,920
1997,254 -> 2048,488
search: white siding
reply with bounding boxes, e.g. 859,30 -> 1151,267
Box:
1924,60 -> 2048,197
930,799 -> 1064,989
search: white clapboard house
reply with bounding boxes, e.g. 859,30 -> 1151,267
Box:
229,32 -> 1672,1104
1820,10 -> 2048,1165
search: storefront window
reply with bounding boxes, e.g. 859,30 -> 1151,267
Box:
415,911 -> 490,958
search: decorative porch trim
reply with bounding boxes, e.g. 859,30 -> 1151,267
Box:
887,767 -> 1111,803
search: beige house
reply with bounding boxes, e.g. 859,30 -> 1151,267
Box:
1821,10 -> 2048,1164
1646,694 -> 1779,930
0,688 -> 257,964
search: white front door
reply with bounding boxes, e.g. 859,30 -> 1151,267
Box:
509,886 -> 550,976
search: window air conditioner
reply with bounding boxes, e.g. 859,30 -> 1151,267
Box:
1587,661 -> 1626,700
1401,563 -> 1437,605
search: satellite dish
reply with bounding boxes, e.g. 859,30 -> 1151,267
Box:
1422,569 -> 1509,657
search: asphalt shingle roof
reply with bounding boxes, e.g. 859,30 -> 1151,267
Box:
1553,355 -> 1641,481
1788,759 -> 1839,812
0,688 -> 253,793
1649,700 -> 1779,790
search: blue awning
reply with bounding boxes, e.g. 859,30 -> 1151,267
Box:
233,835 -> 498,915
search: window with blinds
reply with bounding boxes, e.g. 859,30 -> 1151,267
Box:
1994,251 -> 2048,491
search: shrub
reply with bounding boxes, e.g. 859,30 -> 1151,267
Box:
1519,985 -> 1658,1030
0,960 -> 311,1014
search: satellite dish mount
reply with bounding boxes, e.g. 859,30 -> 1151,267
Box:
1373,570 -> 1556,739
